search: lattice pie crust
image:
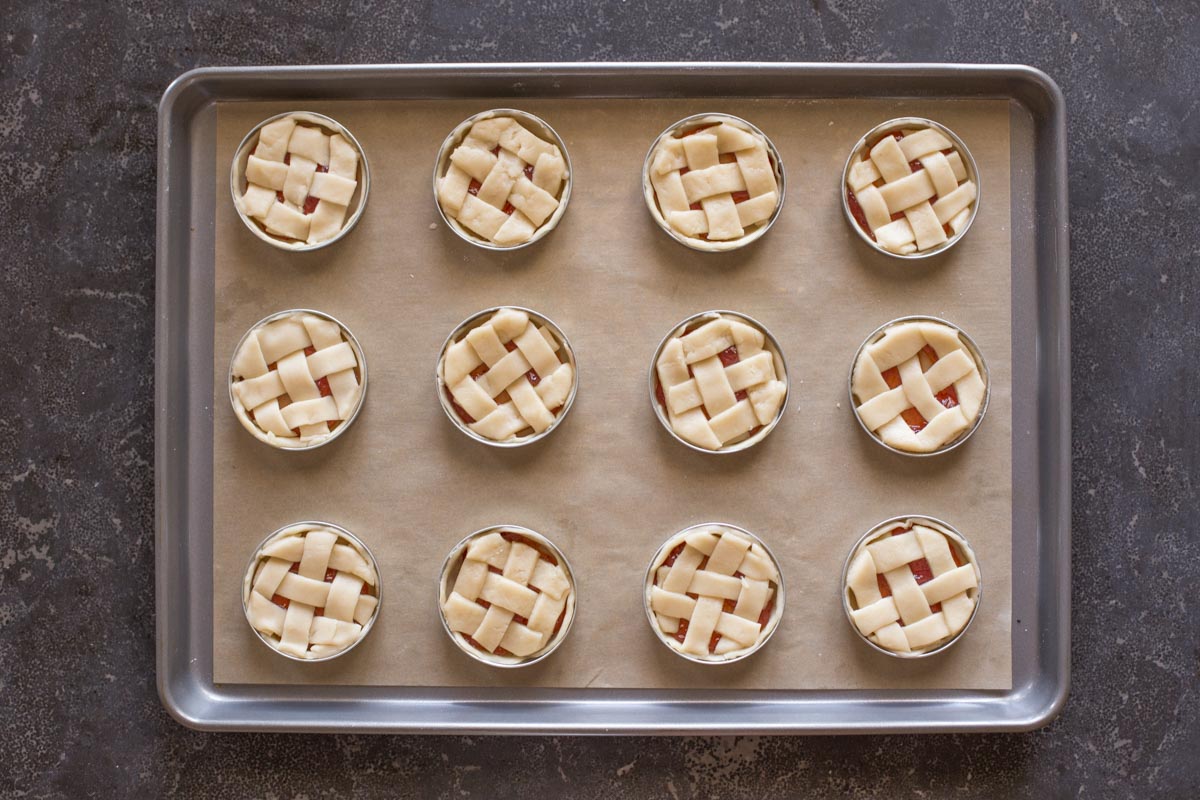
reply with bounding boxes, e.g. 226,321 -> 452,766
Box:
851,319 -> 986,454
845,120 -> 977,255
646,525 -> 783,662
645,114 -> 782,250
439,307 -> 575,443
654,312 -> 787,451
243,523 -> 380,660
235,113 -> 362,246
845,518 -> 980,655
436,112 -> 569,246
230,311 -> 365,449
440,528 -> 575,665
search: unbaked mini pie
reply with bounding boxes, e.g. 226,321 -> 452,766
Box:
434,109 -> 571,248
438,525 -> 576,666
243,522 -> 381,661
231,111 -> 368,249
229,310 -> 366,450
643,113 -> 784,251
652,311 -> 788,452
437,307 -> 577,445
842,117 -> 978,256
850,316 -> 987,455
645,523 -> 784,663
843,516 -> 981,656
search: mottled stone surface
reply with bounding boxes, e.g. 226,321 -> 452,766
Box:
1,1 -> 1197,797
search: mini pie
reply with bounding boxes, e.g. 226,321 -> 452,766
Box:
435,111 -> 569,247
439,527 -> 575,665
653,312 -> 787,451
234,112 -> 365,247
438,307 -> 576,444
844,517 -> 980,655
243,523 -> 380,660
644,114 -> 783,250
851,318 -> 986,454
230,311 -> 365,449
844,118 -> 977,255
646,524 -> 783,662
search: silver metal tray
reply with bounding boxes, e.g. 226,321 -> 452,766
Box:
155,62 -> 1069,734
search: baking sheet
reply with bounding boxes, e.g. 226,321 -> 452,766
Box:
211,98 -> 1012,690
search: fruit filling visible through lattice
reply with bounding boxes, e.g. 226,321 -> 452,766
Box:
649,527 -> 780,658
648,118 -> 780,242
245,527 -> 378,659
851,320 -> 985,453
846,523 -> 979,654
236,116 -> 360,245
437,116 -> 567,246
655,314 -> 786,450
845,125 -> 977,254
231,313 -> 363,446
441,308 -> 574,441
442,531 -> 572,660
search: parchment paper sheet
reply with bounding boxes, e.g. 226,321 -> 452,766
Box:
212,99 -> 1012,689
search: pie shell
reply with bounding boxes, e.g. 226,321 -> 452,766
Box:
641,113 -> 786,252
435,306 -> 579,447
847,314 -> 989,457
642,523 -> 786,664
228,308 -> 369,451
649,310 -> 790,454
437,525 -> 578,668
229,111 -> 370,251
841,515 -> 982,658
840,116 -> 980,259
432,108 -> 573,250
241,521 -> 383,662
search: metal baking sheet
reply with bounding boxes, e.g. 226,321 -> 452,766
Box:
155,63 -> 1069,733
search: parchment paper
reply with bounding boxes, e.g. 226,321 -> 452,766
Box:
212,99 -> 1012,689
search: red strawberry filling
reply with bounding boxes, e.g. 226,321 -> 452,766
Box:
873,526 -> 965,613
879,344 -> 960,433
461,532 -> 569,658
846,130 -> 959,242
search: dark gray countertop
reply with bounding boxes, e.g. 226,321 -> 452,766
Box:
2,1 -> 1197,797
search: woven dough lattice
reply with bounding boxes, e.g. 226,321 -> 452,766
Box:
846,522 -> 979,654
649,526 -> 780,659
655,314 -> 786,450
236,115 -> 360,244
648,117 -> 780,243
231,312 -> 363,448
442,531 -> 573,660
245,526 -> 379,659
845,125 -> 976,254
437,116 -> 567,246
851,320 -> 985,453
441,308 -> 574,442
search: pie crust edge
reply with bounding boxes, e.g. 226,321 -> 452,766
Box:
230,111 -> 369,251
437,525 -> 578,666
643,523 -> 785,663
641,113 -> 785,253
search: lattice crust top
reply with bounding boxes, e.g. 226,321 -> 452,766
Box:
655,313 -> 787,450
846,521 -> 979,654
437,116 -> 568,246
647,116 -> 780,245
440,308 -> 574,442
442,530 -> 574,661
231,312 -> 364,448
235,115 -> 361,245
851,320 -> 985,454
244,525 -> 379,659
648,526 -> 782,660
845,124 -> 977,254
